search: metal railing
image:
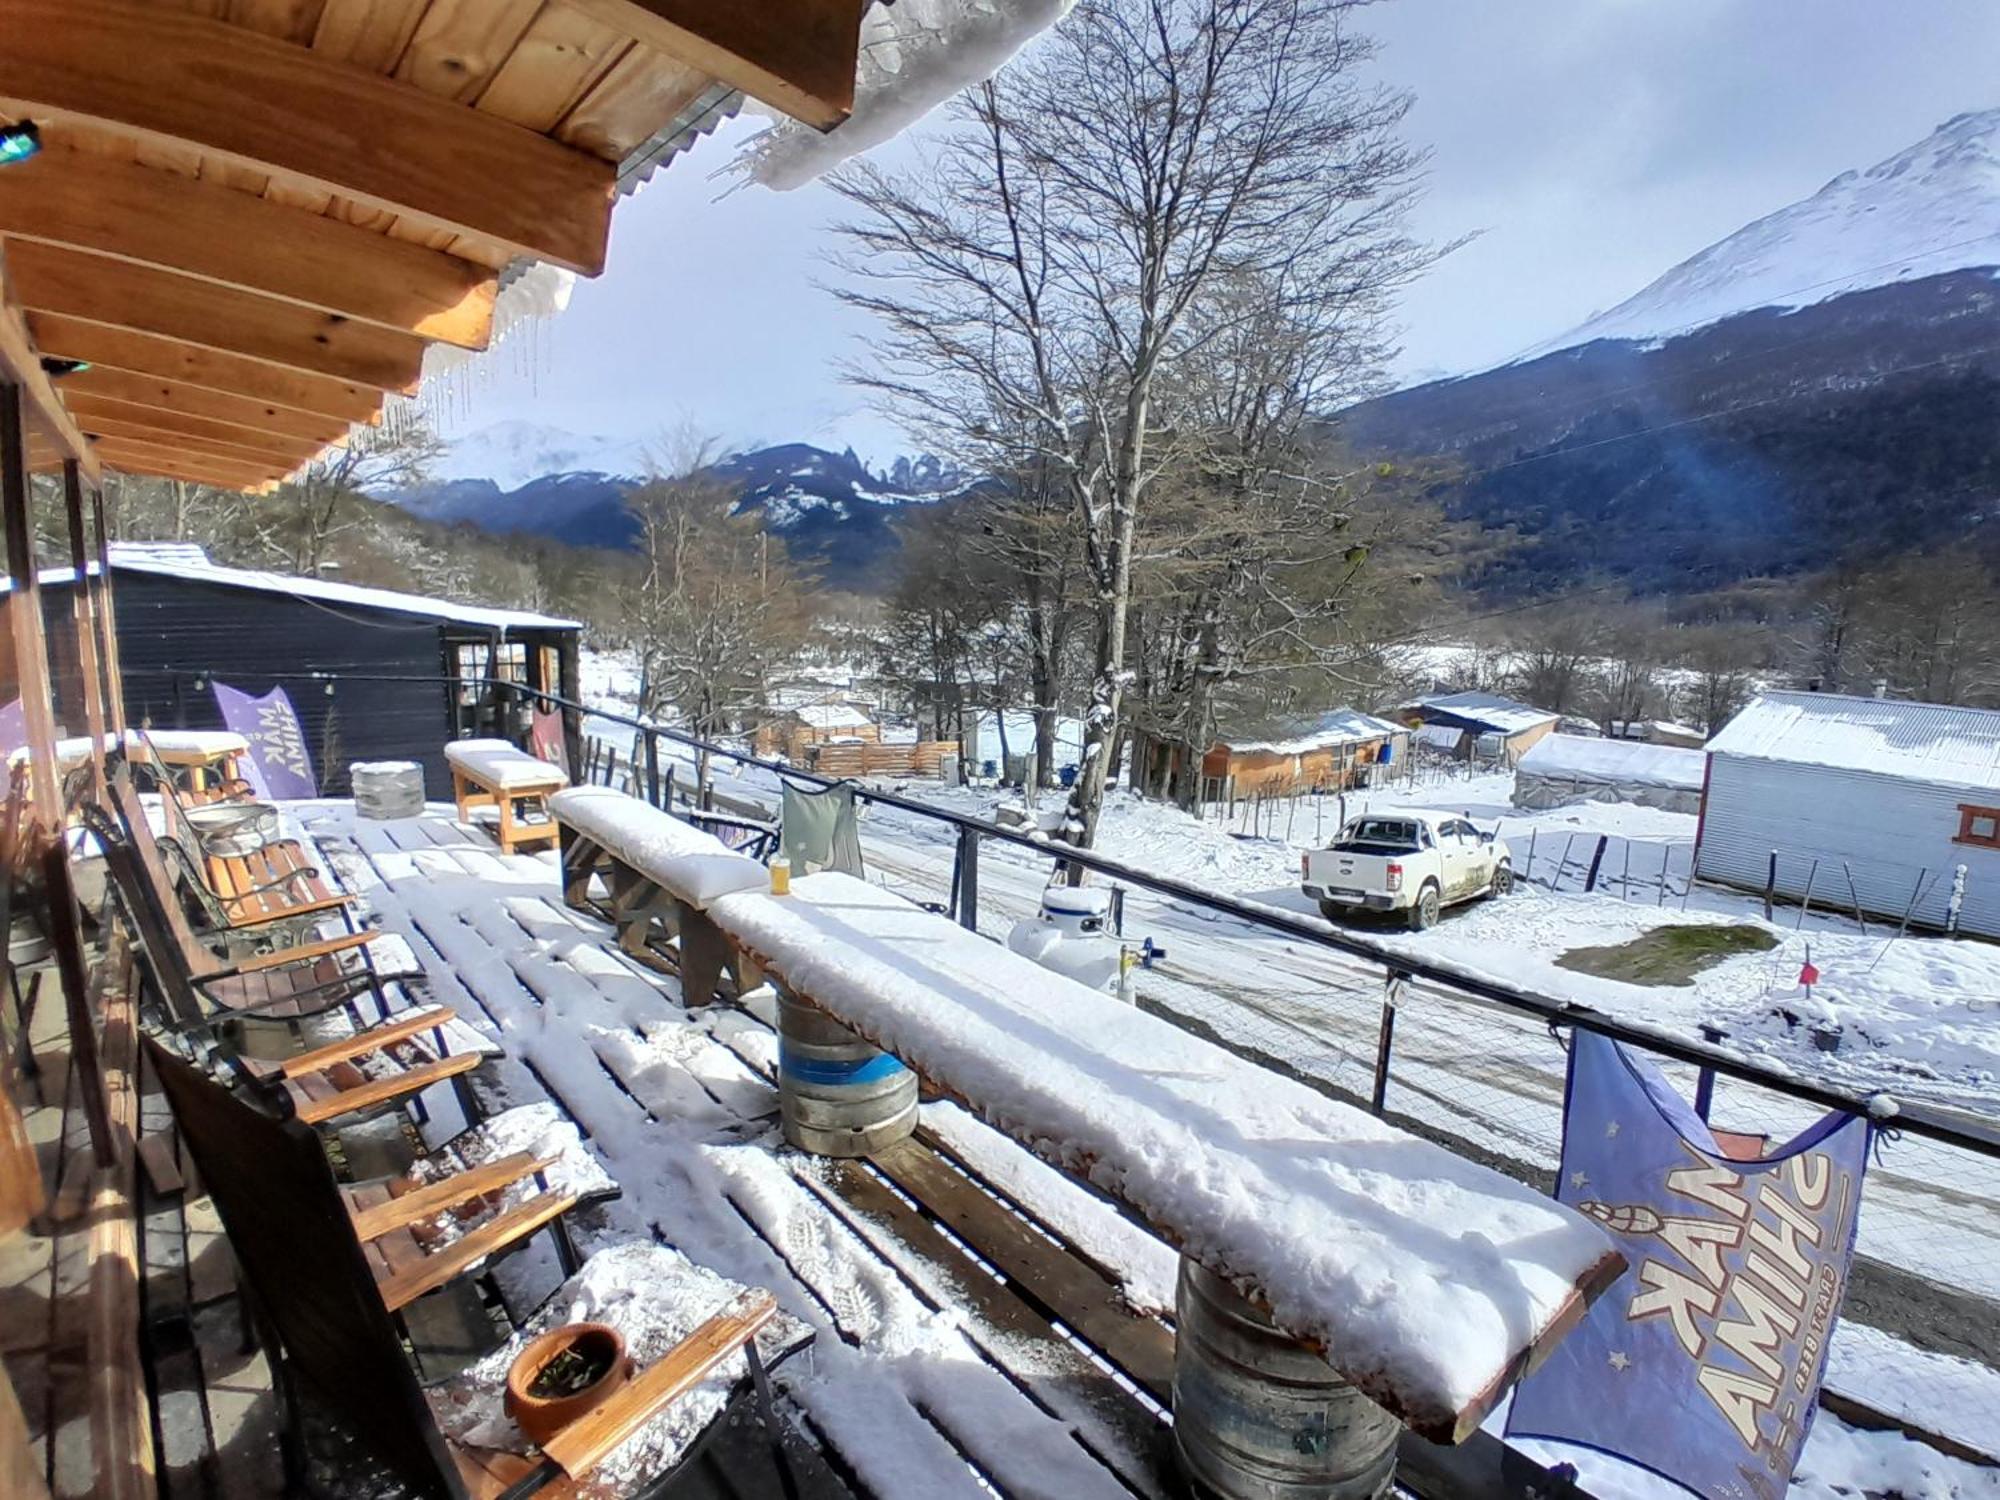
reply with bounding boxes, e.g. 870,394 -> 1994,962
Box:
255,668 -> 2000,1456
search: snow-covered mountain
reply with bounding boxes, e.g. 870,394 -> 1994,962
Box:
393,433 -> 986,592
426,419 -> 650,491
1339,110 -> 2000,596
1535,109 -> 2000,355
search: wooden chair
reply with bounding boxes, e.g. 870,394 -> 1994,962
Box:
228,1003 -> 484,1132
90,787 -> 414,1042
147,1039 -> 831,1500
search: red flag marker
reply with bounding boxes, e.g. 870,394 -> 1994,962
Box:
1799,959 -> 1820,987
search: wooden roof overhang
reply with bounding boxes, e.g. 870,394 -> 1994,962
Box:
0,0 -> 872,493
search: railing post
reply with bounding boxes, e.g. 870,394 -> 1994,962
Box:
956,824 -> 980,931
1370,969 -> 1405,1116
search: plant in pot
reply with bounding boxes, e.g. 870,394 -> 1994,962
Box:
505,1322 -> 631,1446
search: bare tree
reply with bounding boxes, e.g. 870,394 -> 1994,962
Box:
622,439 -> 816,800
247,421 -> 444,575
830,0 -> 1433,846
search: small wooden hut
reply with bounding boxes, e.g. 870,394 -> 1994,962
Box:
1203,709 -> 1408,801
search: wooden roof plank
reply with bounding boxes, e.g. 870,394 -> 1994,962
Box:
566,0 -> 865,131
57,368 -> 351,444
65,398 -> 326,463
0,0 -> 618,273
0,248 -> 101,483
395,0 -> 545,104
478,7 -> 634,138
224,0 -> 329,43
7,241 -> 429,392
555,34 -> 711,160
28,313 -> 384,424
310,0 -> 430,73
90,439 -> 283,489
0,145 -> 498,348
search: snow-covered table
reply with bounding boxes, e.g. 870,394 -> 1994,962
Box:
705,870 -> 1624,1442
550,786 -> 768,998
445,738 -> 567,854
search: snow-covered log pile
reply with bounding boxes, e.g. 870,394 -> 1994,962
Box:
705,870 -> 1624,1441
1513,733 -> 1705,814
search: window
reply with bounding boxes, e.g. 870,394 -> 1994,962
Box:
1957,805 -> 2000,850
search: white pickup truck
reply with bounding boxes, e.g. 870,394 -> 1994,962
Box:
1300,809 -> 1513,930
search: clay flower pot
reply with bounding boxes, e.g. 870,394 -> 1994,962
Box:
504,1322 -> 630,1447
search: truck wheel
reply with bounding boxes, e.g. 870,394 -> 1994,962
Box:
1318,899 -> 1350,923
1408,883 -> 1440,930
1491,862 -> 1514,896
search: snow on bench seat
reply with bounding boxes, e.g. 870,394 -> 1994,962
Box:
549,786 -> 768,907
705,870 -> 1624,1442
443,738 -> 567,791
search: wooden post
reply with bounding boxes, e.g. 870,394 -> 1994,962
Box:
1,384 -> 61,820
557,631 -> 584,782
90,491 -> 127,736
1370,970 -> 1403,1117
955,824 -> 980,931
1583,835 -> 1609,894
1763,851 -> 1777,921
62,461 -> 109,796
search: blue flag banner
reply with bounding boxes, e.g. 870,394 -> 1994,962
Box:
1506,1030 -> 1868,1500
213,682 -> 317,800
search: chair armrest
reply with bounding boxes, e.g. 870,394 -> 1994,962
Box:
348,1151 -> 557,1241
540,1295 -> 777,1480
374,1190 -> 578,1312
284,1051 -> 481,1126
265,1004 -> 456,1078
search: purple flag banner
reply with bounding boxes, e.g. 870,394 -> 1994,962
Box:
1506,1030 -> 1868,1500
213,682 -> 317,800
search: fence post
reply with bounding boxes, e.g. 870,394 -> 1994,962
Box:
956,824 -> 980,931
1692,1024 -> 1727,1120
645,731 -> 663,808
1763,851 -> 1777,921
1370,969 -> 1405,1117
1583,835 -> 1609,893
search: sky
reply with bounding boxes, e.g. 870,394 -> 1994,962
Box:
438,0 -> 2000,467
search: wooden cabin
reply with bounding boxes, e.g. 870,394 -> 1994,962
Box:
23,543 -> 579,797
753,701 -> 881,761
1203,709 -> 1408,800
1400,691 -> 1560,766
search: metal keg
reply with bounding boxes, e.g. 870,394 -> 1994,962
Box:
777,989 -> 917,1157
1173,1256 -> 1400,1500
351,760 -> 426,820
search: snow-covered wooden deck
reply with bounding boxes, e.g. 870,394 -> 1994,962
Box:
315,805 -> 1183,1500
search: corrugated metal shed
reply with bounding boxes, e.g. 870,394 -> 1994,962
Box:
1705,691 -> 2000,794
1407,691 -> 1559,737
1697,692 -> 2000,936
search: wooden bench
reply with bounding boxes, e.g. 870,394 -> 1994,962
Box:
702,870 -> 1625,1445
231,1003 -> 482,1128
550,786 -> 768,999
446,738 -> 568,855
146,1038 -> 832,1500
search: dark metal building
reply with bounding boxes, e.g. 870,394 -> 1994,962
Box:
35,543 -> 580,797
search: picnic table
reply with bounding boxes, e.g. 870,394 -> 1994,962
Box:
445,738 -> 567,855
702,869 -> 1624,1444
12,728 -> 250,791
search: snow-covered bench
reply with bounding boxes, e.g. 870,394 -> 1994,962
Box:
704,870 -> 1623,1444
444,738 -> 568,855
550,786 -> 768,998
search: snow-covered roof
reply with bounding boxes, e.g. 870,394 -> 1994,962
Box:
1218,708 -> 1404,755
96,543 -> 579,632
1517,733 -> 1705,791
1409,691 -> 1559,736
1706,691 -> 2000,794
794,703 -> 873,730
734,0 -> 1076,190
